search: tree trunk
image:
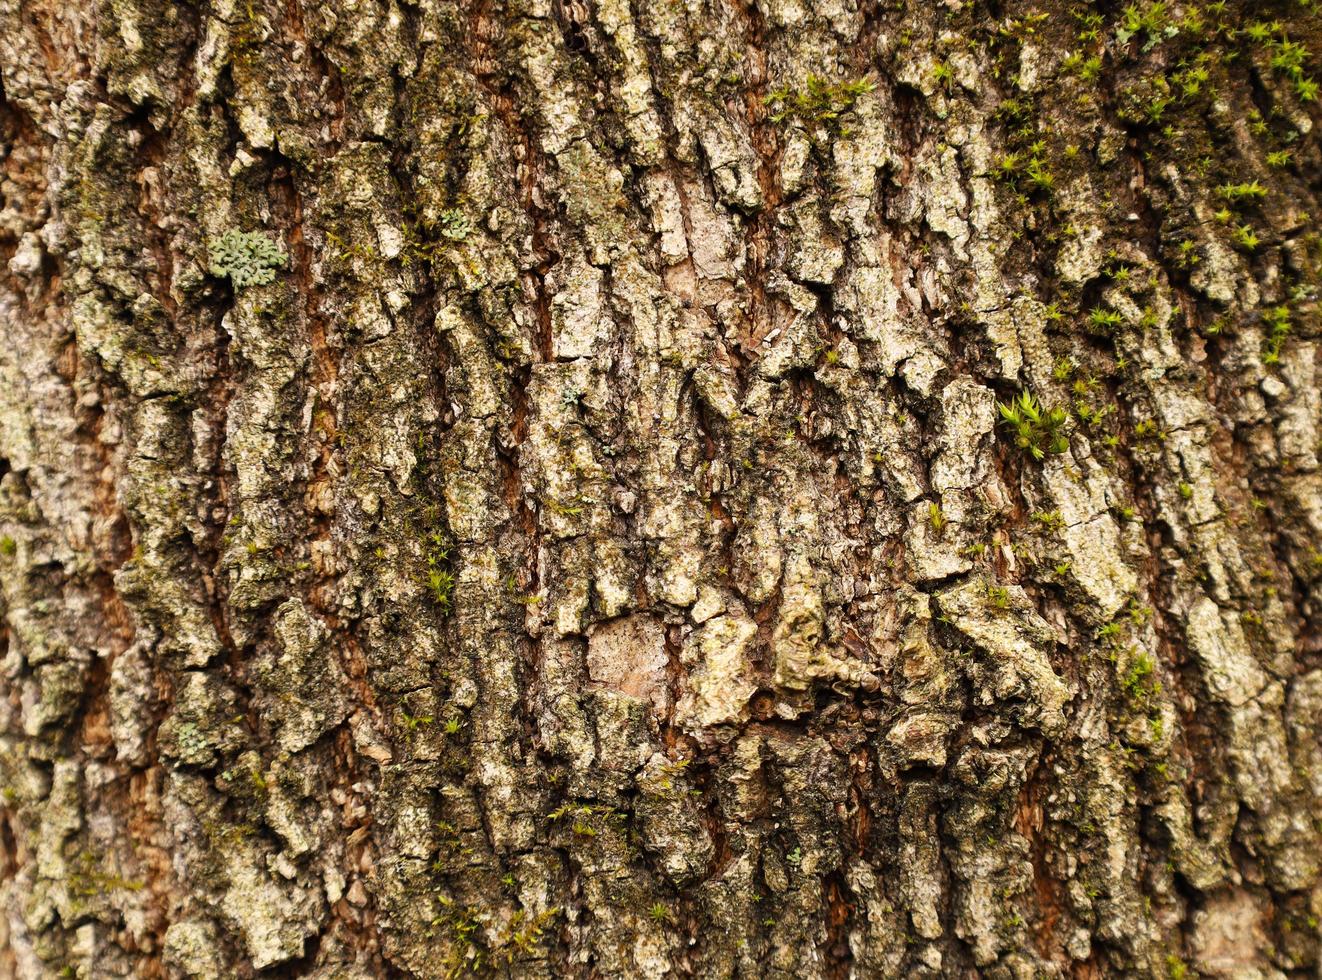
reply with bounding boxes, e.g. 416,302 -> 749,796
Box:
1,0 -> 1320,976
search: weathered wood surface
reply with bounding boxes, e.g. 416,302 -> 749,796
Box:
1,1 -> 1320,976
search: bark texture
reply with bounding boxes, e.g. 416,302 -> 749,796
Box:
2,0 -> 1322,976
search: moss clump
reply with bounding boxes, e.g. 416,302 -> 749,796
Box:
764,74 -> 874,127
1122,651 -> 1161,707
1261,304 -> 1292,365
997,392 -> 1069,460
208,229 -> 287,289
423,531 -> 455,613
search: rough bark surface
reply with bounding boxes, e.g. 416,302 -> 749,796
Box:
2,0 -> 1321,977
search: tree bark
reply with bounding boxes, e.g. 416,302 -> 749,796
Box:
1,0 -> 1321,976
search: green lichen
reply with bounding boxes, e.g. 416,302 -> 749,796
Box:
436,208 -> 472,241
208,229 -> 287,288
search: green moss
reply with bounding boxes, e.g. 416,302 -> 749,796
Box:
422,531 -> 455,613
1231,224 -> 1260,251
1123,651 -> 1160,706
1032,510 -> 1065,533
400,709 -> 434,733
997,392 -> 1070,460
990,141 -> 1055,197
763,74 -> 875,127
928,501 -> 947,534
68,850 -> 146,899
1088,306 -> 1123,331
1216,180 -> 1268,202
1118,1 -> 1174,52
1262,304 -> 1292,365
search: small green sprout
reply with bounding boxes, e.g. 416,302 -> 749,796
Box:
997,391 -> 1069,460
1216,181 -> 1267,202
928,501 -> 947,534
1088,306 -> 1124,331
993,153 -> 1021,180
1243,21 -> 1275,44
1232,224 -> 1260,251
1106,263 -> 1132,285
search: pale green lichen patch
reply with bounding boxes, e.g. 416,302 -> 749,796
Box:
207,229 -> 286,288
157,672 -> 244,768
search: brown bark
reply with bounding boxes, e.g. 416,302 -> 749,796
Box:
1,0 -> 1321,977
